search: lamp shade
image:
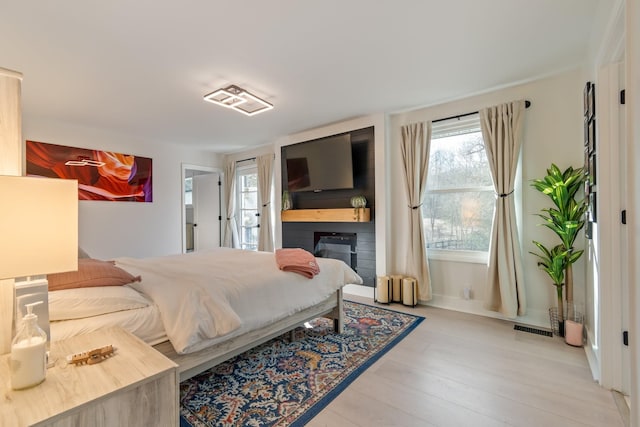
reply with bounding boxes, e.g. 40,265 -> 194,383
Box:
0,176 -> 78,279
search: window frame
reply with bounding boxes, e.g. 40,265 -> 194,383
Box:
424,115 -> 493,264
235,161 -> 259,251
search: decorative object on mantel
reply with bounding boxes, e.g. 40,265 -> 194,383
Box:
26,140 -> 153,202
350,195 -> 367,208
282,190 -> 292,211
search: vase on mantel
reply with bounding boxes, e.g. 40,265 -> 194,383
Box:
282,191 -> 292,211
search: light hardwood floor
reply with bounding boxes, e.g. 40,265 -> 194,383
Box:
307,293 -> 625,427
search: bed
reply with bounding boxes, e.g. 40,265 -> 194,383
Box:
49,248 -> 361,380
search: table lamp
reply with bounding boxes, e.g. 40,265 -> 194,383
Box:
0,175 -> 78,353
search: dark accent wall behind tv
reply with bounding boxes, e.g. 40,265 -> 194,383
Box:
281,126 -> 376,286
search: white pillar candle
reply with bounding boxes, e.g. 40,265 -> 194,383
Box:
390,275 -> 403,302
375,276 -> 391,303
402,277 -> 417,306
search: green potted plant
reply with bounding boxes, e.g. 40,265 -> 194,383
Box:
530,243 -> 569,335
530,164 -> 588,334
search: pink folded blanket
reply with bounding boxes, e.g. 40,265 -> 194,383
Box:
275,248 -> 320,279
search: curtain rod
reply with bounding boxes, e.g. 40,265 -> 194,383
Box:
432,100 -> 531,124
236,153 -> 276,164
237,157 -> 256,163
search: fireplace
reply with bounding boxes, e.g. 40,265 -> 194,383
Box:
313,232 -> 357,272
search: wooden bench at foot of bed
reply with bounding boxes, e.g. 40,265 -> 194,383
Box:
154,288 -> 344,381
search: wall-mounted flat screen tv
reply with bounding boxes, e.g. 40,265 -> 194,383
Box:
283,133 -> 354,192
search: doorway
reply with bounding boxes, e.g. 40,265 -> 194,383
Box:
182,164 -> 221,253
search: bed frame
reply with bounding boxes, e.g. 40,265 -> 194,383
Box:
153,288 -> 344,381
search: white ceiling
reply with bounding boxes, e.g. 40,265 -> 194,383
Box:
1,1 -> 603,153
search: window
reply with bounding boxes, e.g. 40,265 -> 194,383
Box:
423,114 -> 494,261
236,162 -> 259,251
184,177 -> 193,205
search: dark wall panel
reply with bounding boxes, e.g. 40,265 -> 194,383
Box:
281,127 -> 376,286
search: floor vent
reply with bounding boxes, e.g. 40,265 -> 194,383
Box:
514,324 -> 553,337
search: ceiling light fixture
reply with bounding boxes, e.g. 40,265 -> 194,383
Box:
203,85 -> 273,116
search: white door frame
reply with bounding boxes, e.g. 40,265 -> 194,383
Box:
596,61 -> 626,392
181,163 -> 222,253
589,0 -> 627,392
625,1 -> 640,425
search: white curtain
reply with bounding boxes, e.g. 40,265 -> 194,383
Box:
400,121 -> 432,301
480,100 -> 526,317
257,154 -> 274,252
222,161 -> 239,248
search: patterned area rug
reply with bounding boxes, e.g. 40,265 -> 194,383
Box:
180,300 -> 424,427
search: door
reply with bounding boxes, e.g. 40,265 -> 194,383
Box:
182,164 -> 221,253
193,173 -> 220,251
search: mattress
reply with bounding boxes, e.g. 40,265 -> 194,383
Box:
50,304 -> 167,346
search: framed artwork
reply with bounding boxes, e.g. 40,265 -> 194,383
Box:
26,140 -> 153,202
587,82 -> 596,121
584,178 -> 590,198
588,120 -> 596,155
584,148 -> 590,176
584,119 -> 589,147
585,220 -> 593,240
589,153 -> 597,187
589,191 -> 597,223
583,82 -> 591,117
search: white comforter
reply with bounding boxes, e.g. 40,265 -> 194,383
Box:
115,248 -> 362,354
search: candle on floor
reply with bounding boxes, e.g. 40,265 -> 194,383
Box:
402,277 -> 417,306
375,276 -> 391,303
390,275 -> 403,302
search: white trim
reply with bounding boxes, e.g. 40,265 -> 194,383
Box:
625,1 -> 640,425
594,0 -> 626,65
427,249 -> 488,264
596,62 -> 624,391
585,325 -> 601,382
426,293 -> 549,328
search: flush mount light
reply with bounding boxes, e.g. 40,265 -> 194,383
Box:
203,84 -> 273,116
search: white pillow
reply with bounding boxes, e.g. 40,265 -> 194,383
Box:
49,285 -> 151,321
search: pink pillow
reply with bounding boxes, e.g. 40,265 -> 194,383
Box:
48,258 -> 141,291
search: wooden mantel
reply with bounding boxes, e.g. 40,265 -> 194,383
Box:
281,208 -> 370,223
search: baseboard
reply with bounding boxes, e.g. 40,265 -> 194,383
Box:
584,325 -> 601,382
343,284 -> 374,299
343,286 -> 550,328
426,293 -> 550,329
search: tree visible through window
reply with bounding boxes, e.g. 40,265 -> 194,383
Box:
423,115 -> 494,253
236,164 -> 259,251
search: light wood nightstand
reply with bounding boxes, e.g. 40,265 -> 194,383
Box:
0,327 -> 178,426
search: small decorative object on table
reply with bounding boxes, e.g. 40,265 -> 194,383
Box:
67,345 -> 116,366
350,195 -> 367,208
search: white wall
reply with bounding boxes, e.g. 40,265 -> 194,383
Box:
23,117 -> 222,259
389,69 -> 587,327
